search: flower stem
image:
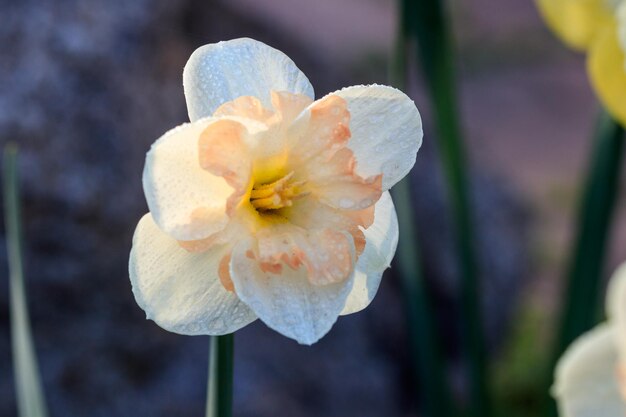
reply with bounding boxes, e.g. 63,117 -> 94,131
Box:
4,144 -> 49,417
407,1 -> 489,416
206,334 -> 234,417
391,2 -> 455,416
392,180 -> 456,417
544,110 -> 624,416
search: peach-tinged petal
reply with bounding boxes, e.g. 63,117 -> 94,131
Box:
333,85 -> 422,190
229,237 -> 355,345
199,119 -> 250,182
213,91 -> 313,127
178,215 -> 253,253
218,253 -> 235,292
255,225 -> 355,285
287,94 -> 351,165
129,214 -> 256,335
588,23 -> 626,127
213,95 -> 274,123
553,323 -> 625,417
314,173 -> 382,211
285,195 -> 374,257
199,119 -> 253,215
270,91 -> 314,125
296,228 -> 355,285
341,192 -> 399,315
183,38 -> 314,122
143,118 -> 232,241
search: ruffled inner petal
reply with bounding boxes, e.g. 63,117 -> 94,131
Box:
271,90 -> 314,125
285,94 -> 383,216
198,119 -> 253,215
143,118 -> 233,241
287,94 -> 352,166
213,95 -> 275,123
229,236 -> 355,345
251,224 -> 355,286
285,195 -> 374,258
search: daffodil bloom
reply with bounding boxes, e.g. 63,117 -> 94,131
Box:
553,262 -> 626,415
129,38 -> 422,344
536,0 -> 626,125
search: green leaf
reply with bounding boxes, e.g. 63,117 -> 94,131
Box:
391,179 -> 456,417
544,110 -> 624,417
4,144 -> 49,417
404,0 -> 491,415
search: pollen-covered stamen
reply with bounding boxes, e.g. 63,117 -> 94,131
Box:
250,172 -> 309,211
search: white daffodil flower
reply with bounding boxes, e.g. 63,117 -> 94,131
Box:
553,263 -> 626,415
129,38 -> 422,345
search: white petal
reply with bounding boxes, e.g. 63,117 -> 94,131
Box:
229,237 -> 355,345
606,262 -> 626,359
606,262 -> 626,321
333,84 -> 423,190
341,192 -> 399,315
129,214 -> 256,335
143,118 -> 233,241
553,323 -> 625,417
183,38 -> 314,122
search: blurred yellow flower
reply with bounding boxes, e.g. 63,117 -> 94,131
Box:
553,262 -> 626,416
536,0 -> 626,125
129,38 -> 423,344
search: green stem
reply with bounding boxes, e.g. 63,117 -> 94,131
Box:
408,1 -> 489,416
4,144 -> 49,417
391,3 -> 455,416
392,180 -> 456,417
545,111 -> 624,416
206,334 -> 234,417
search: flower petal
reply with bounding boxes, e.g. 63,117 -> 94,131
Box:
535,0 -> 614,51
553,324 -> 625,417
606,262 -> 626,358
229,236 -> 355,345
129,214 -> 256,335
333,85 -> 422,190
183,38 -> 314,122
286,94 -> 352,167
143,118 -> 233,241
255,225 -> 355,285
341,192 -> 399,315
214,91 -> 313,128
588,22 -> 626,127
284,192 -> 375,258
198,119 -> 254,216
606,262 -> 626,321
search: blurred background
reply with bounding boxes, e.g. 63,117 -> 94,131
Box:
1,0 -> 625,416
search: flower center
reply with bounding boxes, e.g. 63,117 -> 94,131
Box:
249,172 -> 308,212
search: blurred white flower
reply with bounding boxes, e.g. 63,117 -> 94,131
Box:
553,262 -> 626,415
129,38 -> 422,344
